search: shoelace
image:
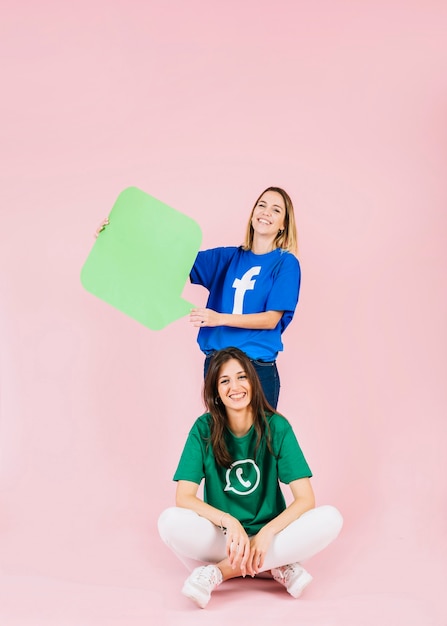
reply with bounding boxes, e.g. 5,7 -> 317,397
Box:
282,564 -> 300,585
195,567 -> 218,587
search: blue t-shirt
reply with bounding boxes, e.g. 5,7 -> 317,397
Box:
190,246 -> 300,361
173,412 -> 312,535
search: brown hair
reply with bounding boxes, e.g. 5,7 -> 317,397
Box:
203,347 -> 275,468
242,186 -> 298,255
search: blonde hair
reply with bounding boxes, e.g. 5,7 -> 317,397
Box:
242,187 -> 298,255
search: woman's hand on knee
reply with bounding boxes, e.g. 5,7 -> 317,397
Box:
246,527 -> 275,577
224,516 -> 251,576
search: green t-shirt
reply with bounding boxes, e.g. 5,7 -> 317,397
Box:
173,413 -> 312,535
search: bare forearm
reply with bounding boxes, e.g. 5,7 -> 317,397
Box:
262,495 -> 315,537
218,311 -> 282,329
176,492 -> 227,528
190,308 -> 283,329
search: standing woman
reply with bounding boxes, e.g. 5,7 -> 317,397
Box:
158,347 -> 343,609
189,187 -> 300,408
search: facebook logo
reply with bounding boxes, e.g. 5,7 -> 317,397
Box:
232,267 -> 261,314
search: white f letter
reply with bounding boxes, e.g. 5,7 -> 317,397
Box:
232,267 -> 261,314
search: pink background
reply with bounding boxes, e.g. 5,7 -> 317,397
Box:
1,1 -> 446,624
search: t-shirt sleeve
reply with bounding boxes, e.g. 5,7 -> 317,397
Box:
266,254 -> 301,332
173,422 -> 206,485
190,247 -> 236,290
273,416 -> 312,484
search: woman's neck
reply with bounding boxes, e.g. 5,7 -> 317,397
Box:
251,233 -> 277,255
226,407 -> 254,437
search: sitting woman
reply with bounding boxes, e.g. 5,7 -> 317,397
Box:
158,347 -> 343,608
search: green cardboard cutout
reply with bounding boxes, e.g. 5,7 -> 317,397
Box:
81,187 -> 202,330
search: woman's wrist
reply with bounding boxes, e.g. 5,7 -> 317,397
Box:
259,521 -> 277,538
219,512 -> 229,532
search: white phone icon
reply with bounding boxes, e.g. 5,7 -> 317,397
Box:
236,467 -> 252,488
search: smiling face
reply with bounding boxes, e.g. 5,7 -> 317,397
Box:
217,358 -> 252,412
251,190 -> 286,239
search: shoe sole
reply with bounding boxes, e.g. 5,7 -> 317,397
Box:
288,571 -> 313,598
181,583 -> 209,608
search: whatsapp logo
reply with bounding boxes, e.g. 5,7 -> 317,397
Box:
224,459 -> 260,496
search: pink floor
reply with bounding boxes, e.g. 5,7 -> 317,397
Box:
1,520 -> 445,625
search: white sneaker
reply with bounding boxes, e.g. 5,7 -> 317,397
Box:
271,562 -> 313,598
181,565 -> 223,608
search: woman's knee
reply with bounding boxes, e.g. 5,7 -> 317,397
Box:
157,507 -> 195,542
299,504 -> 343,536
158,507 -> 177,542
316,504 -> 344,537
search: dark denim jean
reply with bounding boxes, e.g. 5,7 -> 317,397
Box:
204,353 -> 280,409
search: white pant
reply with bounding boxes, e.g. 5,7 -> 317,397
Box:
158,505 -> 343,573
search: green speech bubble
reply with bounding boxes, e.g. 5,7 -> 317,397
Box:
80,187 -> 202,330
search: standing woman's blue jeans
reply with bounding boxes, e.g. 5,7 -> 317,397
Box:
204,353 -> 280,409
